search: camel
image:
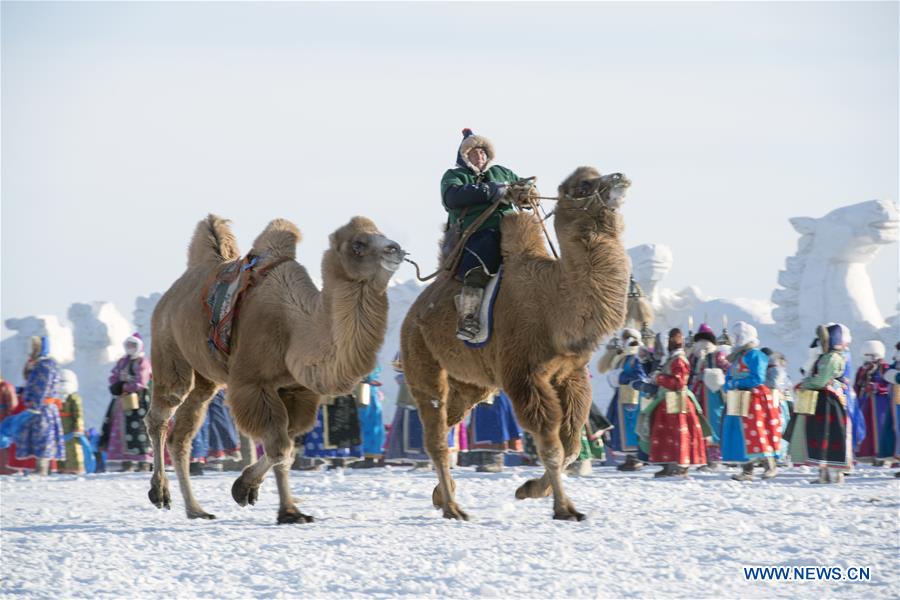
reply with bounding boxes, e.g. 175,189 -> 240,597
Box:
146,214 -> 404,523
400,166 -> 631,521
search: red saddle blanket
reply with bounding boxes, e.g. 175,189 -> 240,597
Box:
201,254 -> 289,356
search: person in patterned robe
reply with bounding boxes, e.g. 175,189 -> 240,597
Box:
639,328 -> 708,478
853,340 -> 895,465
14,337 -> 65,475
720,322 -> 782,481
100,333 -> 152,472
688,324 -> 729,471
58,369 -> 87,474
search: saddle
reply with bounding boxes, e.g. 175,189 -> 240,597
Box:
201,254 -> 290,356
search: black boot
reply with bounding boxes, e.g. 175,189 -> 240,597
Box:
617,454 -> 644,471
731,461 -> 755,481
189,462 -> 204,476
119,461 -> 135,473
471,450 -> 504,473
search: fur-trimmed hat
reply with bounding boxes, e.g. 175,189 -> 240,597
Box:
124,332 -> 144,356
456,128 -> 495,174
693,323 -> 717,344
860,340 -> 885,360
733,321 -> 759,348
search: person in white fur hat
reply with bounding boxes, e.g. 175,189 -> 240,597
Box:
100,333 -> 153,472
597,328 -> 650,471
719,321 -> 782,481
853,340 -> 895,465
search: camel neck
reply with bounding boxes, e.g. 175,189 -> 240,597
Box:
551,222 -> 629,353
302,278 -> 389,393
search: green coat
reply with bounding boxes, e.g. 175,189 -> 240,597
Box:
440,165 -> 520,232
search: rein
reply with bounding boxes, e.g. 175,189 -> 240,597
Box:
404,177 -> 623,282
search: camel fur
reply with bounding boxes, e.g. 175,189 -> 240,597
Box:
400,166 -> 630,521
146,214 -> 403,524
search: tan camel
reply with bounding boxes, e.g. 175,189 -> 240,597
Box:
400,166 -> 630,521
146,214 -> 403,523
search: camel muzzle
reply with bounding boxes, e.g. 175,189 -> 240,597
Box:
380,241 -> 406,273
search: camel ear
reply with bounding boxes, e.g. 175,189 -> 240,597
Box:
790,217 -> 816,235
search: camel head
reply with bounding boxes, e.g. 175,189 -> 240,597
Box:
324,216 -> 405,288
554,166 -> 630,236
557,167 -> 631,212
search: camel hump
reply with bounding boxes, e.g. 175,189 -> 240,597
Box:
188,214 -> 241,267
500,212 -> 551,258
251,218 -> 302,259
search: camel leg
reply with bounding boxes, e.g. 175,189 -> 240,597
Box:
507,370 -> 584,520
555,372 -> 593,469
168,374 -> 219,519
271,386 -> 320,524
145,350 -> 195,511
403,328 -> 465,520
431,377 -> 489,509
228,383 -> 295,523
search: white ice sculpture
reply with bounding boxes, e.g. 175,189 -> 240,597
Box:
67,302 -> 134,428
627,244 -> 775,333
771,199 -> 899,350
0,316 -> 75,387
133,293 -> 161,356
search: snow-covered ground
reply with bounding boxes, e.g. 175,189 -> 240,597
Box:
1,465 -> 898,598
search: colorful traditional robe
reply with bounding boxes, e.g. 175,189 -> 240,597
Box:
787,351 -> 852,469
469,391 -> 523,451
14,356 -> 65,462
605,351 -> 648,453
639,350 -> 708,466
853,359 -> 895,460
688,346 -> 729,453
720,347 -> 782,463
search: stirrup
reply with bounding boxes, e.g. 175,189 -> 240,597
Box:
456,315 -> 481,341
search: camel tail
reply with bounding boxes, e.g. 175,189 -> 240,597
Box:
187,214 -> 241,267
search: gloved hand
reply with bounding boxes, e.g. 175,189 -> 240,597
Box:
109,381 -> 125,396
487,182 -> 509,203
506,180 -> 539,207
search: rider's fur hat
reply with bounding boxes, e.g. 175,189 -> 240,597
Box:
456,128 -> 495,174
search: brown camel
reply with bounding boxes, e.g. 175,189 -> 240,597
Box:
400,166 -> 630,521
146,214 -> 403,523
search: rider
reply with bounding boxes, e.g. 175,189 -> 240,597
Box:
441,128 -> 535,341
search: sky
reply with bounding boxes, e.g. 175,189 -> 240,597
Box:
2,1 -> 898,340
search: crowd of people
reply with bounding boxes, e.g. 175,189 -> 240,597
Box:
0,320 -> 897,483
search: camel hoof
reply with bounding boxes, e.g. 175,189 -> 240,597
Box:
231,477 -> 260,507
277,508 -> 314,524
432,479 -> 458,507
515,478 -> 552,500
148,484 -> 171,510
553,510 -> 586,522
187,510 -> 216,520
441,503 -> 469,521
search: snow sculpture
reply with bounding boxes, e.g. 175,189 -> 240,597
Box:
67,302 -> 134,427
771,199 -> 898,349
1,316 -> 74,386
133,293 -> 161,356
627,244 -> 774,333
